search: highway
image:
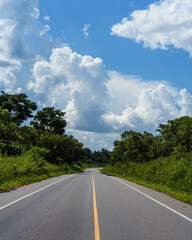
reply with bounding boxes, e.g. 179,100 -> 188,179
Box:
0,168 -> 192,240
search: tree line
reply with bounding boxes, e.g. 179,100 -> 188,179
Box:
0,90 -> 192,200
111,116 -> 192,165
102,116 -> 192,203
0,91 -> 110,168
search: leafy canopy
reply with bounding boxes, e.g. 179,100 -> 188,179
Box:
0,108 -> 22,155
31,107 -> 67,135
0,91 -> 37,126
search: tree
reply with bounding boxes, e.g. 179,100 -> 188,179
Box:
0,108 -> 22,155
112,130 -> 160,163
19,126 -> 39,150
0,91 -> 37,126
41,134 -> 84,165
83,148 -> 93,165
100,148 -> 111,165
157,116 -> 192,153
122,131 -> 146,162
111,140 -> 127,165
30,107 -> 67,146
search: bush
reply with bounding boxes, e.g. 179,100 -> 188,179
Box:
0,148 -> 57,184
103,154 -> 192,194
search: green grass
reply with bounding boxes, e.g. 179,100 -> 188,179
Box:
0,149 -> 84,192
101,154 -> 192,205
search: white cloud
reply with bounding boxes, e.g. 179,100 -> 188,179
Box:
82,24 -> 90,38
44,15 -> 50,21
178,88 -> 192,116
68,130 -> 119,151
111,0 -> 192,56
104,76 -> 192,133
29,45 -> 192,138
0,0 -> 50,61
29,46 -> 111,132
106,71 -> 165,113
40,24 -> 50,36
0,0 -> 51,91
32,8 -> 40,19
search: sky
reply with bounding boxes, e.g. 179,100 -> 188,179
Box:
1,0 -> 192,150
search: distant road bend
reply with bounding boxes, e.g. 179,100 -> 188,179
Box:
0,168 -> 192,240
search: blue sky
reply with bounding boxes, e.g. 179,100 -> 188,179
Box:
1,0 -> 192,150
38,0 -> 192,89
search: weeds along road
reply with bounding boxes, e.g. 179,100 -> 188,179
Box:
0,168 -> 192,240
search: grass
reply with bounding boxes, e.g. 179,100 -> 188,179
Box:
101,154 -> 192,205
0,149 -> 84,192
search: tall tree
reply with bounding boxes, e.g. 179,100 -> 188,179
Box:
30,107 -> 67,146
0,91 -> 37,126
157,116 -> 192,153
19,126 -> 39,150
0,108 -> 21,155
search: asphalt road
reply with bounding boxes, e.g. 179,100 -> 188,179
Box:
0,168 -> 191,240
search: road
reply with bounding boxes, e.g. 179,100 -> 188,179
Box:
0,168 -> 191,240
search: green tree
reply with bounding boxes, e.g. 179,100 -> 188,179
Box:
0,108 -> 21,155
30,107 -> 67,146
122,131 -> 146,162
19,126 -> 39,150
100,148 -> 111,165
83,148 -> 93,165
112,130 -> 160,164
41,134 -> 84,165
0,91 -> 37,126
157,116 -> 192,153
149,135 -> 164,159
111,140 -> 127,165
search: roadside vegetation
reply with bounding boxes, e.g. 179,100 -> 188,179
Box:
1,91 -> 191,204
102,116 -> 192,205
0,91 -> 110,192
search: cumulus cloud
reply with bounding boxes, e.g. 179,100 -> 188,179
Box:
0,0 -> 51,91
106,71 -> 165,113
104,74 -> 192,133
29,46 -> 111,132
29,46 -> 192,137
0,0 -> 50,61
111,0 -> 192,56
69,130 -> 119,151
82,24 -> 90,38
178,88 -> 192,116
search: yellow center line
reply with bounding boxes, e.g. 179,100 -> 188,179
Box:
92,174 -> 101,240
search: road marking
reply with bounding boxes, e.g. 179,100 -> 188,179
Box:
111,177 -> 192,223
92,174 -> 101,240
0,175 -> 73,211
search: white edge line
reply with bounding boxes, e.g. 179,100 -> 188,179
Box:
111,177 -> 192,223
0,175 -> 73,211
